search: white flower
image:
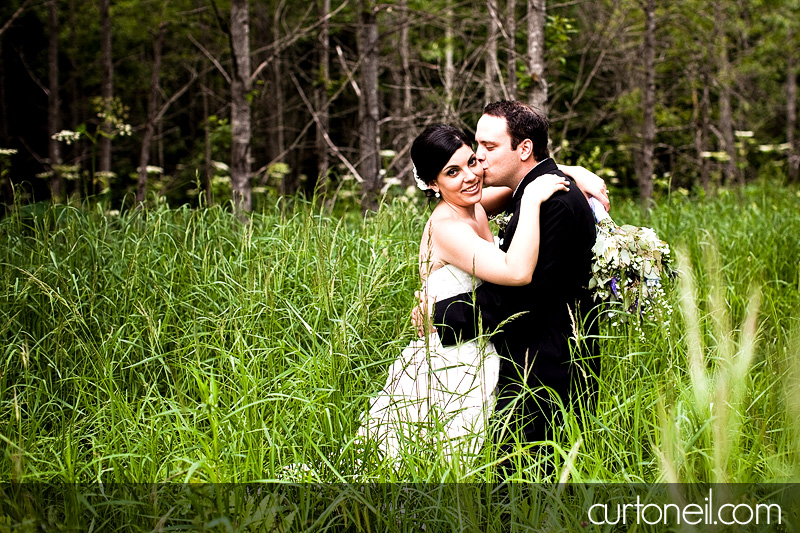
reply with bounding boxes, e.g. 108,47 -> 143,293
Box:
0,148 -> 18,156
413,165 -> 429,191
137,165 -> 164,175
116,123 -> 133,137
52,130 -> 82,145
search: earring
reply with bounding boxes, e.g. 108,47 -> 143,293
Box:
435,192 -> 440,198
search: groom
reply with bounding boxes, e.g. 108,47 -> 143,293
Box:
432,100 -> 600,456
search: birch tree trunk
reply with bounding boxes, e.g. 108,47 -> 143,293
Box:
388,0 -> 413,186
788,27 -> 798,183
358,0 -> 381,212
637,0 -> 655,204
526,0 -> 547,113
485,0 -> 500,104
399,0 -> 413,185
47,0 -> 63,202
506,0 -> 517,100
99,0 -> 113,177
230,0 -> 252,214
136,23 -> 166,204
443,7 -> 456,121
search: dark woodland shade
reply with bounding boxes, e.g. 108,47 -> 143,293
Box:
410,124 -> 472,189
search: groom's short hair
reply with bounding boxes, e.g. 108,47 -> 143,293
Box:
484,100 -> 550,162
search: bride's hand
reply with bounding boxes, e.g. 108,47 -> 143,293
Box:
522,174 -> 570,205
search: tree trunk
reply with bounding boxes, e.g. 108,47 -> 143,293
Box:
358,0 -> 381,212
202,75 -> 213,206
47,0 -> 63,202
693,69 -> 711,193
506,0 -> 517,100
637,0 -> 655,205
274,57 -> 291,194
98,0 -> 113,177
0,40 -> 7,142
715,2 -> 737,186
314,0 -> 331,194
230,0 -> 252,214
443,7 -> 455,121
136,23 -> 166,204
68,0 -> 79,132
526,0 -> 547,113
395,0 -> 413,186
272,5 -> 289,195
788,27 -> 798,183
485,0 -> 500,104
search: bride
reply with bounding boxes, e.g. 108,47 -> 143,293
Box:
356,124 -> 606,463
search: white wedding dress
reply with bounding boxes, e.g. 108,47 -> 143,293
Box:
356,264 -> 500,462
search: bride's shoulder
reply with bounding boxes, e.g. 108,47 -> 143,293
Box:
425,209 -> 473,237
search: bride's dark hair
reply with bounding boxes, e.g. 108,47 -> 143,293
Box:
411,124 -> 472,197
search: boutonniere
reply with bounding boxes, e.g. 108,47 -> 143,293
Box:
490,213 -> 512,232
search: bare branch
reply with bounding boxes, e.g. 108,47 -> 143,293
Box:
290,73 -> 364,183
250,1 -> 348,83
336,45 -> 361,97
189,34 -> 231,85
154,70 -> 199,123
11,44 -> 49,96
0,0 -> 35,38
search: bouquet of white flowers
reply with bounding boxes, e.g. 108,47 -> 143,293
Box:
588,210 -> 675,321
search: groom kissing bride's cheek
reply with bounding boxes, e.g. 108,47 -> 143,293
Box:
416,101 -> 604,467
358,99 -> 606,470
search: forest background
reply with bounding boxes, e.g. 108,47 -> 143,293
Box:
0,0 -> 798,212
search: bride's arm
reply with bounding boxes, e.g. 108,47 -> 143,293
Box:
433,175 -> 569,286
480,166 -> 609,216
559,165 -> 610,212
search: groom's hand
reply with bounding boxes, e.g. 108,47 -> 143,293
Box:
412,290 -> 437,338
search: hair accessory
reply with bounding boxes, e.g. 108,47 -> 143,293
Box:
413,165 -> 429,191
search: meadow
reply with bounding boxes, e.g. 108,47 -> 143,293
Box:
1,184 -> 799,529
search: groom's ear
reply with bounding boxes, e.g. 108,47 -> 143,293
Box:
518,138 -> 534,162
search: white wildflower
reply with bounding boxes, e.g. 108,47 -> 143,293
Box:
137,165 -> 164,175
116,123 -> 133,137
52,130 -> 82,145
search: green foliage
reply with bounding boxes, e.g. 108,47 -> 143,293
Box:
1,182 -> 799,495
545,15 -> 578,66
2,183 -> 800,526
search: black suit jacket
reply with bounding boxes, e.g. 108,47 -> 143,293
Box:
433,158 -> 599,397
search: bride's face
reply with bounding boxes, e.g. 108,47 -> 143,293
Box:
430,144 -> 484,206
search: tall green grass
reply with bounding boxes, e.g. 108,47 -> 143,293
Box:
2,184 -> 800,489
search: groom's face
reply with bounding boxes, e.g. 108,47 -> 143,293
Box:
475,114 -> 521,189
